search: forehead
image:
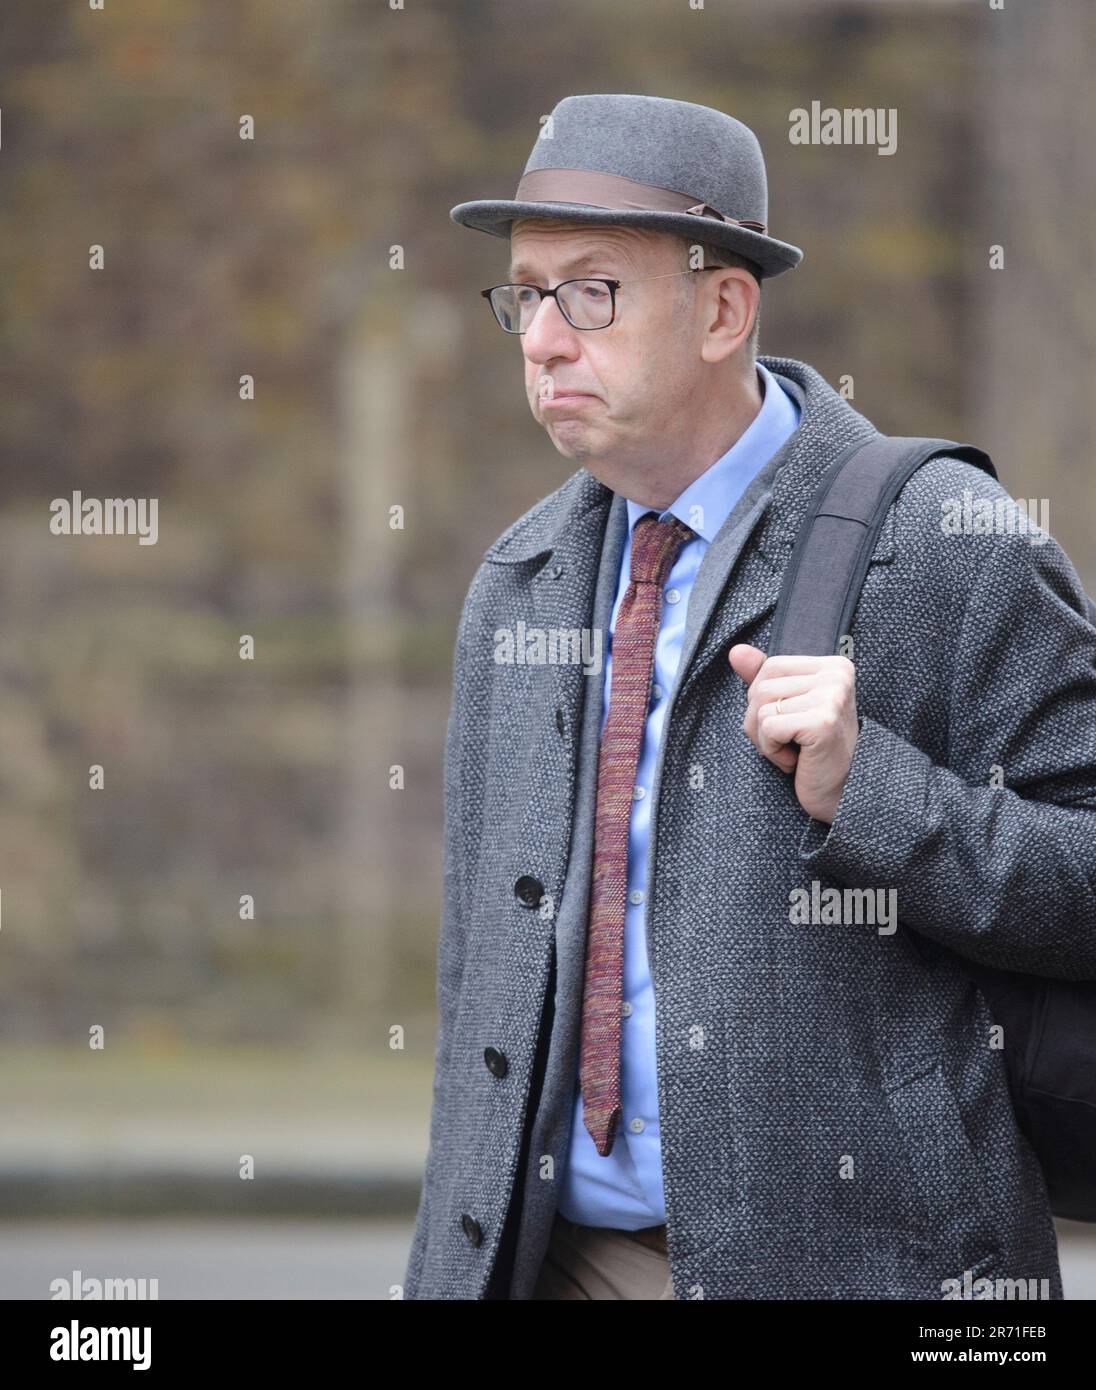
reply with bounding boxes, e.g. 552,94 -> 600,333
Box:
507,221 -> 668,279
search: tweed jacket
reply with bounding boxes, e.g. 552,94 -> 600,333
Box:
404,355 -> 1096,1300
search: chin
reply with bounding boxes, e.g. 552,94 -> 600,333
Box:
545,433 -> 578,459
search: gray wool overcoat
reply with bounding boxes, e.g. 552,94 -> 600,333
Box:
404,355 -> 1096,1300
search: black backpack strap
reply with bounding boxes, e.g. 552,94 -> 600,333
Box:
767,435 -> 997,659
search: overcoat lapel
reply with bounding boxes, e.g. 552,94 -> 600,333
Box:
482,471 -> 616,758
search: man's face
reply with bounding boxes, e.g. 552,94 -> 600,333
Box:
506,220 -> 700,468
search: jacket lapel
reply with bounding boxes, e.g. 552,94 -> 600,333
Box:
482,469 -> 617,745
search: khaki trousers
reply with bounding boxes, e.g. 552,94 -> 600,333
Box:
531,1212 -> 677,1300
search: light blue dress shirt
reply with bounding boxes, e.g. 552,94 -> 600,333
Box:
557,361 -> 802,1229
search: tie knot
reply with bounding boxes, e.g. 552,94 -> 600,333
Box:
629,512 -> 695,584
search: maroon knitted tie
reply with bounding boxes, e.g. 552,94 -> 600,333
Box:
580,511 -> 696,1156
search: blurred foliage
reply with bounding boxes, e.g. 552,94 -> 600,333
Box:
0,1 -> 1091,1046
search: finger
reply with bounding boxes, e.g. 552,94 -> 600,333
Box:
756,694 -> 809,732
743,677 -> 816,739
743,678 -> 816,744
767,743 -> 799,773
758,706 -> 834,759
741,713 -> 799,773
750,673 -> 823,701
728,643 -> 767,686
757,705 -> 799,760
751,654 -> 832,679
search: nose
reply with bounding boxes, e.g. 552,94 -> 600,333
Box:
521,293 -> 582,367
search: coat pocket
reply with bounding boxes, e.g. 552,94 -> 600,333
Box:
883,1058 -> 1000,1283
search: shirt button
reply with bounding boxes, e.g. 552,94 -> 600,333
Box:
628,1117 -> 645,1134
621,1001 -> 633,1018
629,889 -> 644,905
632,785 -> 645,801
651,684 -> 662,700
665,588 -> 681,604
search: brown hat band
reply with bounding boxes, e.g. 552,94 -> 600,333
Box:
512,167 -> 768,234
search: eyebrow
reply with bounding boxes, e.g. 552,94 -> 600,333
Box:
507,253 -> 620,282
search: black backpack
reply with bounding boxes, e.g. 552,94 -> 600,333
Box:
767,434 -> 1096,1222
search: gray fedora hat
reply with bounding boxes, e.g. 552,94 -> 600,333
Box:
450,93 -> 803,279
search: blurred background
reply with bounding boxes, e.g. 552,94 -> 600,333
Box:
0,0 -> 1093,1298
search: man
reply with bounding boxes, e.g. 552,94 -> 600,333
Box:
403,93 -> 1096,1300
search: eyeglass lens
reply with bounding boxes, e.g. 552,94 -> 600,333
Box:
490,280 -> 613,332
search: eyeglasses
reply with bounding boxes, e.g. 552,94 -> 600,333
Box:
481,267 -> 722,333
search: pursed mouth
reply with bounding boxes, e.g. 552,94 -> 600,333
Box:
539,391 -> 598,406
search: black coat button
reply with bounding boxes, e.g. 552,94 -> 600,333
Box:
461,1213 -> 483,1246
555,707 -> 566,736
514,875 -> 544,908
484,1046 -> 508,1078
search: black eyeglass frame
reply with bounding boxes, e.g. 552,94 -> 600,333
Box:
480,266 -> 724,333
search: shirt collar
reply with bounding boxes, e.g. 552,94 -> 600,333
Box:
624,360 -> 800,544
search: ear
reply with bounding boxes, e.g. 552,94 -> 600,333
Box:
700,268 -> 759,365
